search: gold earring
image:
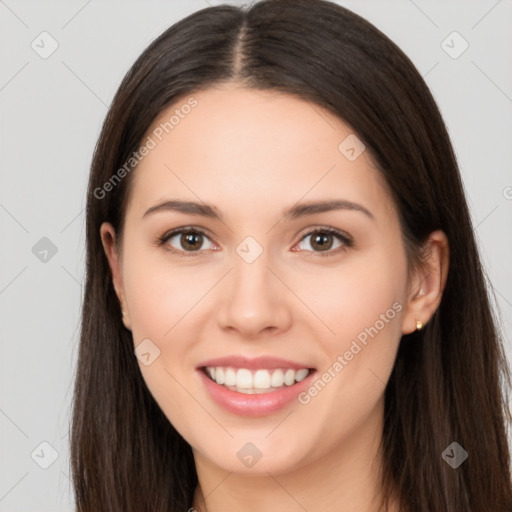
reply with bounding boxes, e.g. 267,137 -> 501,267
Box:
416,320 -> 423,330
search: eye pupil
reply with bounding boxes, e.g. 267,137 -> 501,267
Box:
182,232 -> 202,250
311,232 -> 333,251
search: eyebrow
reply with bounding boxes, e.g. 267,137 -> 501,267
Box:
142,199 -> 374,221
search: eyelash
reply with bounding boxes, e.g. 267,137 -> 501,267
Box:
156,225 -> 354,258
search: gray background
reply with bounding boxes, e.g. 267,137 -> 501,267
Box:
1,0 -> 511,510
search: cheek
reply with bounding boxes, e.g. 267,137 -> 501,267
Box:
292,262 -> 405,449
296,250 -> 406,349
121,248 -> 211,435
122,245 -> 214,342
121,245 -> 216,421
299,247 -> 406,405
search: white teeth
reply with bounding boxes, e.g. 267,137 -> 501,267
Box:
205,366 -> 311,391
284,369 -> 295,386
215,367 -> 225,385
224,367 -> 237,386
270,369 -> 284,387
236,369 -> 253,389
295,369 -> 309,382
253,369 -> 271,389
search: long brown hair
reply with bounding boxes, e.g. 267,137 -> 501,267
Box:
70,1 -> 512,510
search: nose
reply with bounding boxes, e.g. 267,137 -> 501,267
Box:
216,250 -> 293,339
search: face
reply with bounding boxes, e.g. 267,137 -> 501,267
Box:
101,84 -> 418,475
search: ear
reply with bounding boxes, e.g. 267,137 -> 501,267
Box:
401,230 -> 450,335
100,222 -> 132,331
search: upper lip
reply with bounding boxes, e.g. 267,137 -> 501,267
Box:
197,355 -> 315,371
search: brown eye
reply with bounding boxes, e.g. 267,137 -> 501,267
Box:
309,232 -> 334,251
180,232 -> 204,251
161,228 -> 216,254
295,228 -> 352,257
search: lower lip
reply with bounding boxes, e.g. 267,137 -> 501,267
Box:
197,369 -> 317,417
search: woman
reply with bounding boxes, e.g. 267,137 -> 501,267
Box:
70,1 -> 512,510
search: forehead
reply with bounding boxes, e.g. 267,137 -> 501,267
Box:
127,85 -> 394,221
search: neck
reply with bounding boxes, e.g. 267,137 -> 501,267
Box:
191,397 -> 398,512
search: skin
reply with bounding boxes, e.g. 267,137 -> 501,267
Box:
101,83 -> 449,512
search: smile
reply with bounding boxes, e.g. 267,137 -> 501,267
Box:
204,366 -> 311,394
196,363 -> 317,416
